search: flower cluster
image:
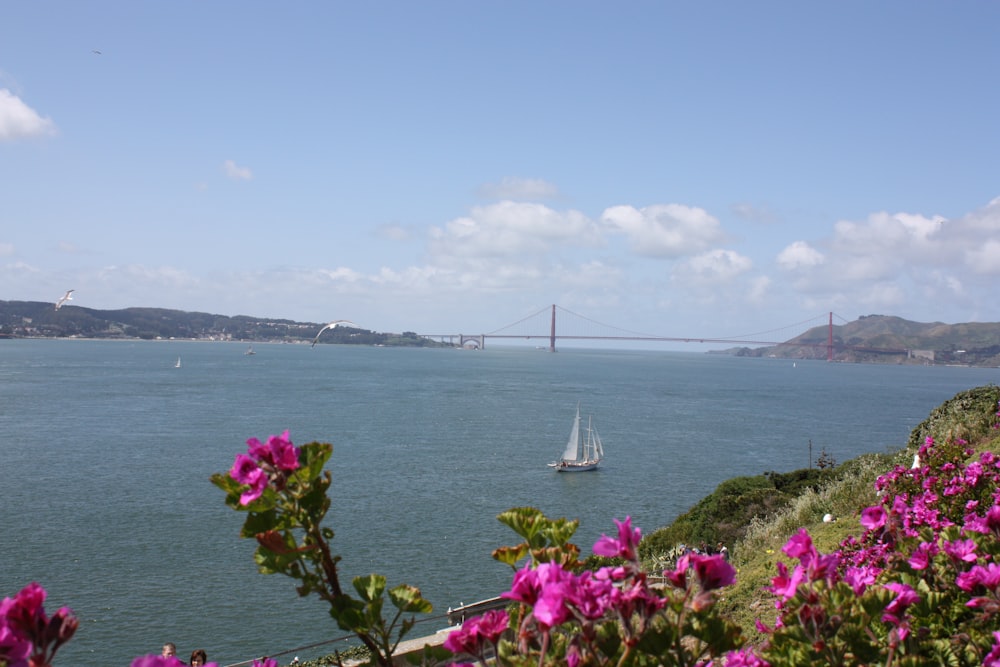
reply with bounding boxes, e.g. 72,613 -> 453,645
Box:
446,515 -> 742,666
0,583 -> 77,667
228,430 -> 301,505
747,434 -> 1000,665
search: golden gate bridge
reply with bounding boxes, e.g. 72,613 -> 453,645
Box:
422,304 -> 874,360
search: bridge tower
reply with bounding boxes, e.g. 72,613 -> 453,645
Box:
549,304 -> 556,352
827,312 -> 833,362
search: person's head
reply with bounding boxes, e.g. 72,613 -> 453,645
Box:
162,643 -> 177,658
190,649 -> 208,666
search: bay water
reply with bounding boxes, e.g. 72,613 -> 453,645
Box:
2,339 -> 997,666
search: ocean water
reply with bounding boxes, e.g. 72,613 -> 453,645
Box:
1,339 -> 997,666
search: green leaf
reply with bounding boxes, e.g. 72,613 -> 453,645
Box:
497,507 -> 547,544
329,595 -> 368,633
353,574 -> 387,602
388,584 -> 433,614
492,544 -> 530,567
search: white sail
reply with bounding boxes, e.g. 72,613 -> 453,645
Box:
560,405 -> 582,462
550,403 -> 603,472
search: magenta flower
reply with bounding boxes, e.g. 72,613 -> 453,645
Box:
530,563 -> 573,628
882,582 -> 919,625
782,529 -> 817,566
860,505 -> 887,530
444,610 -> 510,656
943,538 -> 978,563
907,541 -> 937,570
252,658 -> 277,667
0,582 -> 78,667
768,561 -> 805,605
985,631 -> 1000,667
565,571 -> 613,620
229,453 -> 268,505
956,562 -> 1000,593
690,553 -> 736,592
0,624 -> 31,667
247,430 -> 300,473
502,564 -> 542,606
663,554 -> 690,590
722,646 -> 771,666
593,516 -> 642,561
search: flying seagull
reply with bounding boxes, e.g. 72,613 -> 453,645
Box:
311,320 -> 356,347
55,289 -> 75,310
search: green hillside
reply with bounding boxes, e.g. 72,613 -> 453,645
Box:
734,314 -> 1000,366
0,299 -> 446,347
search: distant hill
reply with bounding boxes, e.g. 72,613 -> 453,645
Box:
0,300 -> 447,347
726,314 -> 1000,366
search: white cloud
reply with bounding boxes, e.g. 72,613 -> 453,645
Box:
0,89 -> 56,141
377,224 -> 412,242
223,160 -> 253,181
965,239 -> 1000,275
602,203 -> 725,258
675,249 -> 753,284
731,202 -> 780,224
428,201 -> 599,260
777,241 -> 824,269
477,177 -> 559,201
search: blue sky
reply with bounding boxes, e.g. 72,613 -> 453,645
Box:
3,2 -> 999,341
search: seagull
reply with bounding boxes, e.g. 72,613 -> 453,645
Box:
92,50 -> 102,55
55,289 -> 75,310
311,320 -> 356,347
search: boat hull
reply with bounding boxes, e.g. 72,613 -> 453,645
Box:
549,461 -> 600,472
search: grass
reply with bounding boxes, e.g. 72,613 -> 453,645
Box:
710,383 -> 1000,641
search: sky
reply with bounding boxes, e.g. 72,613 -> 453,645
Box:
2,2 -> 1000,343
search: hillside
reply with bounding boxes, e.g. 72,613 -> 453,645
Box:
641,384 -> 1000,642
0,299 -> 447,347
729,314 -> 1000,366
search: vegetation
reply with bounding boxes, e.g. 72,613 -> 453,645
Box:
731,314 -> 1000,366
0,300 -> 449,347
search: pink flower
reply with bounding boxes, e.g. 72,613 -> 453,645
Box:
663,554 -> 689,590
0,582 -> 78,667
768,561 -> 804,605
690,553 -> 736,592
956,562 -> 1000,593
882,582 -> 919,626
782,529 -> 817,567
229,453 -> 268,505
860,505 -> 887,530
722,647 -> 771,666
593,516 -> 642,561
943,538 -> 978,563
531,563 -> 573,628
252,659 -> 277,667
247,431 -> 301,473
984,631 -> 1000,667
907,541 -> 937,570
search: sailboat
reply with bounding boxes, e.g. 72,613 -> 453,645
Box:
174,356 -> 181,368
245,344 -> 256,356
549,404 -> 604,472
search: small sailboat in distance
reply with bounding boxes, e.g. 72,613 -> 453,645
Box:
549,403 -> 604,472
245,344 -> 256,356
174,356 -> 181,368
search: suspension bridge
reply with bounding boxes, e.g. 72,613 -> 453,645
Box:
422,305 -> 902,360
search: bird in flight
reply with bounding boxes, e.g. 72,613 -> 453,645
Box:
92,50 -> 102,55
311,320 -> 356,347
55,290 -> 75,310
